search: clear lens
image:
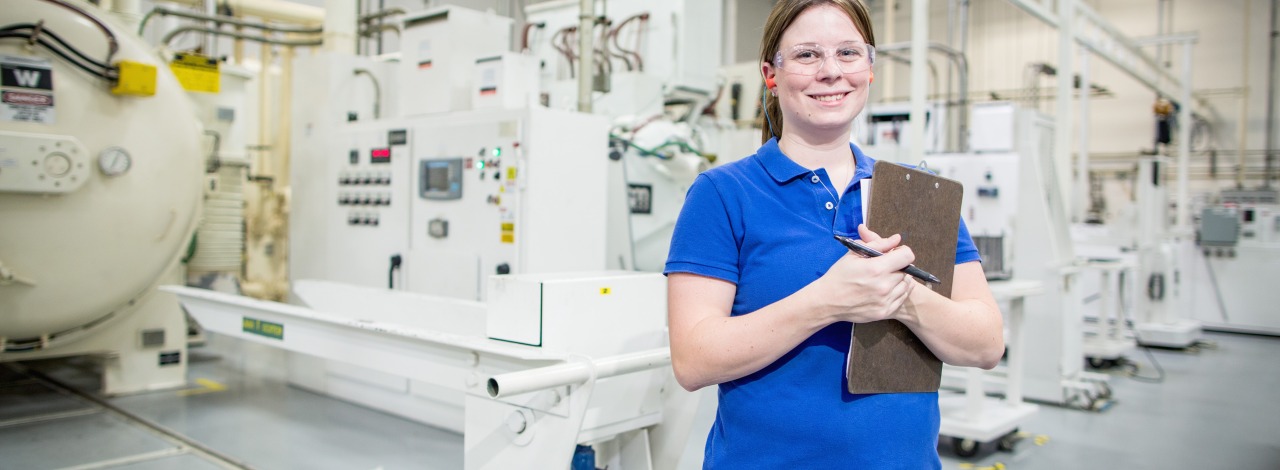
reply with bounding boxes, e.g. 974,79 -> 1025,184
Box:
773,42 -> 875,76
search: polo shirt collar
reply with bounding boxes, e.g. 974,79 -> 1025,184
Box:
758,137 -> 879,183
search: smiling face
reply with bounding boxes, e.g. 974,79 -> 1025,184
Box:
761,4 -> 871,144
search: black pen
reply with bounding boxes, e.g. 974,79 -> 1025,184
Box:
833,235 -> 942,284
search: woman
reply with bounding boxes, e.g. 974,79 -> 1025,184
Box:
664,0 -> 1004,467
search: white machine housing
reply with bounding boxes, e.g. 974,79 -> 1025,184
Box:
932,103 -> 1115,407
0,0 -> 203,394
854,101 -> 947,162
290,106 -> 614,301
399,6 -> 512,116
166,270 -> 679,469
524,0 -> 723,108
1189,203 -> 1280,335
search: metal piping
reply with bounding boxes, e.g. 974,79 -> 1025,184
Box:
486,349 -> 670,398
353,68 -> 382,119
875,50 -> 941,101
577,0 -> 593,113
877,42 -> 970,152
1267,0 -> 1278,187
359,24 -> 400,38
157,0 -> 324,25
1239,0 -> 1253,188
162,26 -> 323,47
359,7 -> 405,24
204,0 -> 216,57
140,6 -> 324,35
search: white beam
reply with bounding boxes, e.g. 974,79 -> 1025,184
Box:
1176,41 -> 1193,233
1076,51 -> 1091,223
910,0 -> 929,165
1056,0 -> 1076,221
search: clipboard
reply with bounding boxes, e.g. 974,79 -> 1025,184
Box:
846,160 -> 963,394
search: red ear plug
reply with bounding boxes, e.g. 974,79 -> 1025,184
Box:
869,72 -> 875,84
765,76 -> 776,89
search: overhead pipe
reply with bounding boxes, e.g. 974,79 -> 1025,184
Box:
359,24 -> 400,39
877,42 -> 970,152
359,7 -> 406,24
162,26 -> 323,47
158,0 -> 323,25
139,6 -> 324,35
875,50 -> 941,98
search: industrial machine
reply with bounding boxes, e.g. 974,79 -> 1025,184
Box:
1189,197 -> 1280,335
166,270 -> 684,469
929,102 -> 1113,409
0,0 -> 203,394
157,4 -> 715,468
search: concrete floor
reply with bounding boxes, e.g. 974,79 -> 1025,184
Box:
2,331 -> 1278,469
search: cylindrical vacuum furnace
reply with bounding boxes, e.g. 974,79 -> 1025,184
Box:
0,0 -> 204,394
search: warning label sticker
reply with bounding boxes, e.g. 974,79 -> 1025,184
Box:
0,55 -> 55,124
169,52 -> 220,93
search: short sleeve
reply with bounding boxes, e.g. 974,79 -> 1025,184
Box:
955,217 -> 981,265
664,174 -> 741,284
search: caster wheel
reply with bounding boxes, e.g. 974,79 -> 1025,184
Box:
997,431 -> 1020,452
952,436 -> 980,458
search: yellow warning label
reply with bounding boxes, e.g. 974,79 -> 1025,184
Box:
600,287 -> 611,295
169,53 -> 220,93
500,232 -> 514,244
506,167 -> 517,180
501,222 -> 514,232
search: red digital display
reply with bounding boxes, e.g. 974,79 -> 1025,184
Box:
371,148 -> 391,164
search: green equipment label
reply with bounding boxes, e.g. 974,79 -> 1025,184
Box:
242,317 -> 284,340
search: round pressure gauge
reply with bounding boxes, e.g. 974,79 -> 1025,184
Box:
98,147 -> 132,177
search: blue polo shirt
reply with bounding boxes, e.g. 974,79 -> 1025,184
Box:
665,138 -> 980,469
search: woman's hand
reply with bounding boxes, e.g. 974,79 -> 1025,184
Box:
810,224 -> 917,324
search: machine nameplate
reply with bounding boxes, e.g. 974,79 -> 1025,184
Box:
242,317 -> 284,340
158,351 -> 182,366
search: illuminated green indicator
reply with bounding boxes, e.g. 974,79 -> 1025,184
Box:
242,317 -> 284,340
477,160 -> 486,169
492,147 -> 502,157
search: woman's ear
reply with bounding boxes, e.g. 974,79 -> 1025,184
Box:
761,61 -> 777,91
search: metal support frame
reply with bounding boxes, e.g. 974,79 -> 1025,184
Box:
1004,0 -> 1203,233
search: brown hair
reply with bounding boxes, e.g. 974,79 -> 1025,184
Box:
759,0 -> 875,144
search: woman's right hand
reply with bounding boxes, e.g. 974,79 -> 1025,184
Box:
810,225 -> 917,324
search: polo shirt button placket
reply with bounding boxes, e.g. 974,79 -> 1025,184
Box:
810,175 -> 821,184
825,201 -> 834,210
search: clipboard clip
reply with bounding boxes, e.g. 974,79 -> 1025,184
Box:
916,160 -> 935,175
